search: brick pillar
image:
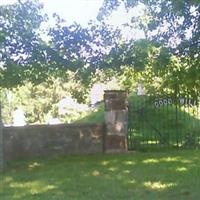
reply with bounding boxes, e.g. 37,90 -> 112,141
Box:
104,90 -> 128,153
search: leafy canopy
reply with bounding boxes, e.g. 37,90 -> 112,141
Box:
0,0 -> 122,88
0,0 -> 49,87
98,0 -> 200,95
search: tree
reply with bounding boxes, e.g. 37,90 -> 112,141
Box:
49,18 -> 121,70
0,0 -> 50,87
99,0 -> 200,49
1,72 -> 89,124
0,96 -> 3,171
98,0 -> 200,96
0,0 -> 58,170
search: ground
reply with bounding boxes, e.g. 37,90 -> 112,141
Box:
0,150 -> 200,200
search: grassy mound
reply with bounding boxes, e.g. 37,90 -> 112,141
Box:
75,104 -> 105,124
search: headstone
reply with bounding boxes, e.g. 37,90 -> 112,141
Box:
137,83 -> 145,96
90,83 -> 105,106
58,96 -> 78,115
48,117 -> 61,125
13,107 -> 26,126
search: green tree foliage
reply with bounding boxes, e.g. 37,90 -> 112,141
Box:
99,0 -> 200,51
98,0 -> 200,96
0,1 -> 83,87
1,0 -> 199,125
1,67 -> 139,125
1,71 -> 90,124
49,19 -> 121,70
101,39 -> 169,70
0,0 -> 122,88
0,0 -> 50,87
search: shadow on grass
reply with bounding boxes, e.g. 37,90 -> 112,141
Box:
1,150 -> 200,200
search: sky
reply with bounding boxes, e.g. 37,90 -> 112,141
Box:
0,0 -> 145,39
0,0 -> 104,26
41,0 -> 104,26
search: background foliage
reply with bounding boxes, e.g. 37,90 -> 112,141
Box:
1,0 -> 199,124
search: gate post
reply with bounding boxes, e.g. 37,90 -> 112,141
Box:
104,90 -> 128,153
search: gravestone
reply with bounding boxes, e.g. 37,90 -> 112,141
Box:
90,83 -> 105,106
137,83 -> 145,96
104,90 -> 128,153
13,107 -> 26,126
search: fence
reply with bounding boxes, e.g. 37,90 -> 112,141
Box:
128,94 -> 200,150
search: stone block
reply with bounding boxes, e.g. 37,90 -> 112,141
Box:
106,123 -> 127,136
104,90 -> 127,100
105,135 -> 127,152
105,99 -> 127,111
105,110 -> 128,124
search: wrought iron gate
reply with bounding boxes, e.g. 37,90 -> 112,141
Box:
128,94 -> 200,150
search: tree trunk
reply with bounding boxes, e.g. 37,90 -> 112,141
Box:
0,97 -> 4,172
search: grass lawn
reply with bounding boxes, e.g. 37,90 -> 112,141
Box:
0,150 -> 200,200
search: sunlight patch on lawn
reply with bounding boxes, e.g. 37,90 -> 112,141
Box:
124,161 -> 135,165
142,156 -> 193,165
101,161 -> 109,166
127,179 -> 136,185
31,184 -> 57,194
123,170 -> 130,174
3,176 -> 14,183
108,167 -> 118,172
176,167 -> 187,172
9,181 -> 57,197
28,162 -> 42,170
179,159 -> 192,164
92,170 -> 100,176
160,157 -> 179,162
160,156 -> 192,164
143,181 -> 177,191
142,158 -> 159,164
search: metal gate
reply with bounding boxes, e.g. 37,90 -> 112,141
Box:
128,94 -> 200,150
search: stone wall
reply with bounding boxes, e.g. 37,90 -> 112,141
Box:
1,90 -> 128,165
3,123 -> 105,161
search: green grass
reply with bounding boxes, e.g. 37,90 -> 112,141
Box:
76,104 -> 105,124
0,150 -> 200,200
